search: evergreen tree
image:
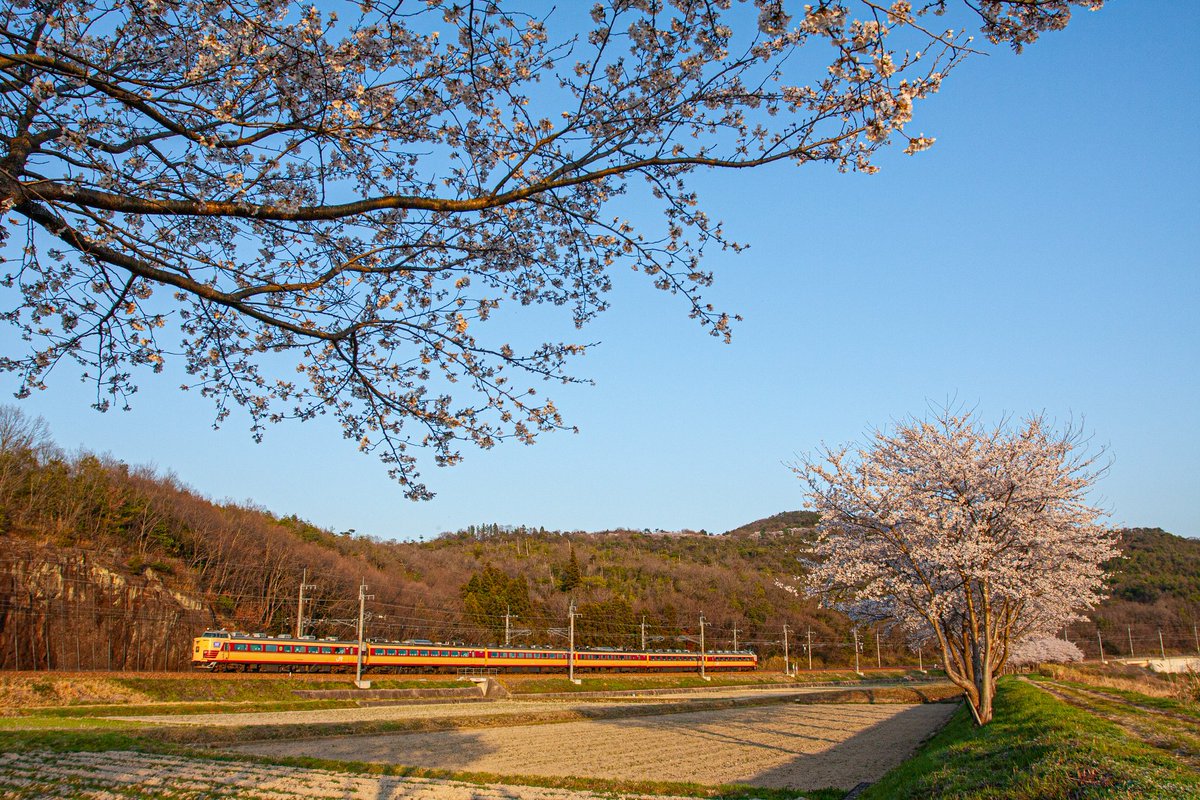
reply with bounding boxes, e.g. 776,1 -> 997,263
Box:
559,546 -> 582,593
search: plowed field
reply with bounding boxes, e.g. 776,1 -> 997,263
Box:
234,701 -> 957,790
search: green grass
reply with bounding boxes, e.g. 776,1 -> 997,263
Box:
1029,676 -> 1200,720
16,697 -> 361,718
860,678 -> 1200,799
503,669 -> 932,694
0,715 -> 139,731
109,675 -> 463,703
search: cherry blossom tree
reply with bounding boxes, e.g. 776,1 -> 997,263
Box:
1009,635 -> 1084,669
796,409 -> 1116,725
1,1 -> 1103,497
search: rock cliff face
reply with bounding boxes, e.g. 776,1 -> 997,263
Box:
0,540 -> 208,671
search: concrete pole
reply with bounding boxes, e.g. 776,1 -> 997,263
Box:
853,628 -> 860,673
807,628 -> 813,671
875,628 -> 881,669
296,568 -> 315,639
1097,629 -> 1105,663
1159,629 -> 1167,660
1128,626 -> 1135,658
699,613 -> 707,680
641,616 -> 647,651
782,624 -> 790,676
355,580 -> 373,687
732,623 -> 740,653
568,600 -> 578,683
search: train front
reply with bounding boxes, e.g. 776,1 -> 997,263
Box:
192,630 -> 230,669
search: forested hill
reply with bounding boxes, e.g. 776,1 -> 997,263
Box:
0,406 -> 1196,671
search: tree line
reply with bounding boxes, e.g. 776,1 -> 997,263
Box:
1,406 -> 1195,681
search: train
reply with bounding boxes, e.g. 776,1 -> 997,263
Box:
192,630 -> 758,673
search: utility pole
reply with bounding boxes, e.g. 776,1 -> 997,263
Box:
1158,629 -> 1167,660
504,605 -> 517,646
732,622 -> 741,653
1097,629 -> 1105,663
1194,623 -> 1199,655
296,568 -> 316,639
782,624 -> 790,677
355,580 -> 374,688
852,628 -> 861,674
568,600 -> 580,684
807,628 -> 813,671
1128,626 -> 1135,658
699,613 -> 707,680
875,627 -> 881,669
641,615 -> 647,651
917,644 -> 923,672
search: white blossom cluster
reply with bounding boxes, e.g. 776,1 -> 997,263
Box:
0,1 -> 1103,495
1008,635 -> 1085,668
796,409 -> 1116,722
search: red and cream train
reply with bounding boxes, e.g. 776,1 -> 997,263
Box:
192,630 -> 757,673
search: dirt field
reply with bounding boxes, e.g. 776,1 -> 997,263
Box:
0,750 -> 699,800
233,701 -> 958,791
110,687 -> 829,726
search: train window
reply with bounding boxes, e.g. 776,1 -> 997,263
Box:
488,651 -> 499,658
419,650 -> 429,657
321,647 -> 333,654
234,643 -> 247,651
266,645 -> 277,653
212,642 -> 222,650
307,646 -> 320,654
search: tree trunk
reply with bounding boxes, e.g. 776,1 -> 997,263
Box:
969,640 -> 995,725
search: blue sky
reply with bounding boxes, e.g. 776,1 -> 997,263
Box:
3,2 -> 1197,540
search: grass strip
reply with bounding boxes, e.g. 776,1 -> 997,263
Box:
13,698 -> 362,718
1028,676 -> 1200,721
109,676 -> 464,702
502,670 -> 936,695
859,678 -> 1200,800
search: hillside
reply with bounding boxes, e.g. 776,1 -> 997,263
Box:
0,406 -> 1196,671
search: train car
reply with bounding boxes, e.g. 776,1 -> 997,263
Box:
192,630 -> 758,673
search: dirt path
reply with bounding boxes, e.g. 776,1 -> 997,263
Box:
232,701 -> 957,791
0,750 -> 701,800
1031,680 -> 1200,769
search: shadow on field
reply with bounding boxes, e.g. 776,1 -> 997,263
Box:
232,699 -> 959,793
743,703 -> 957,790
